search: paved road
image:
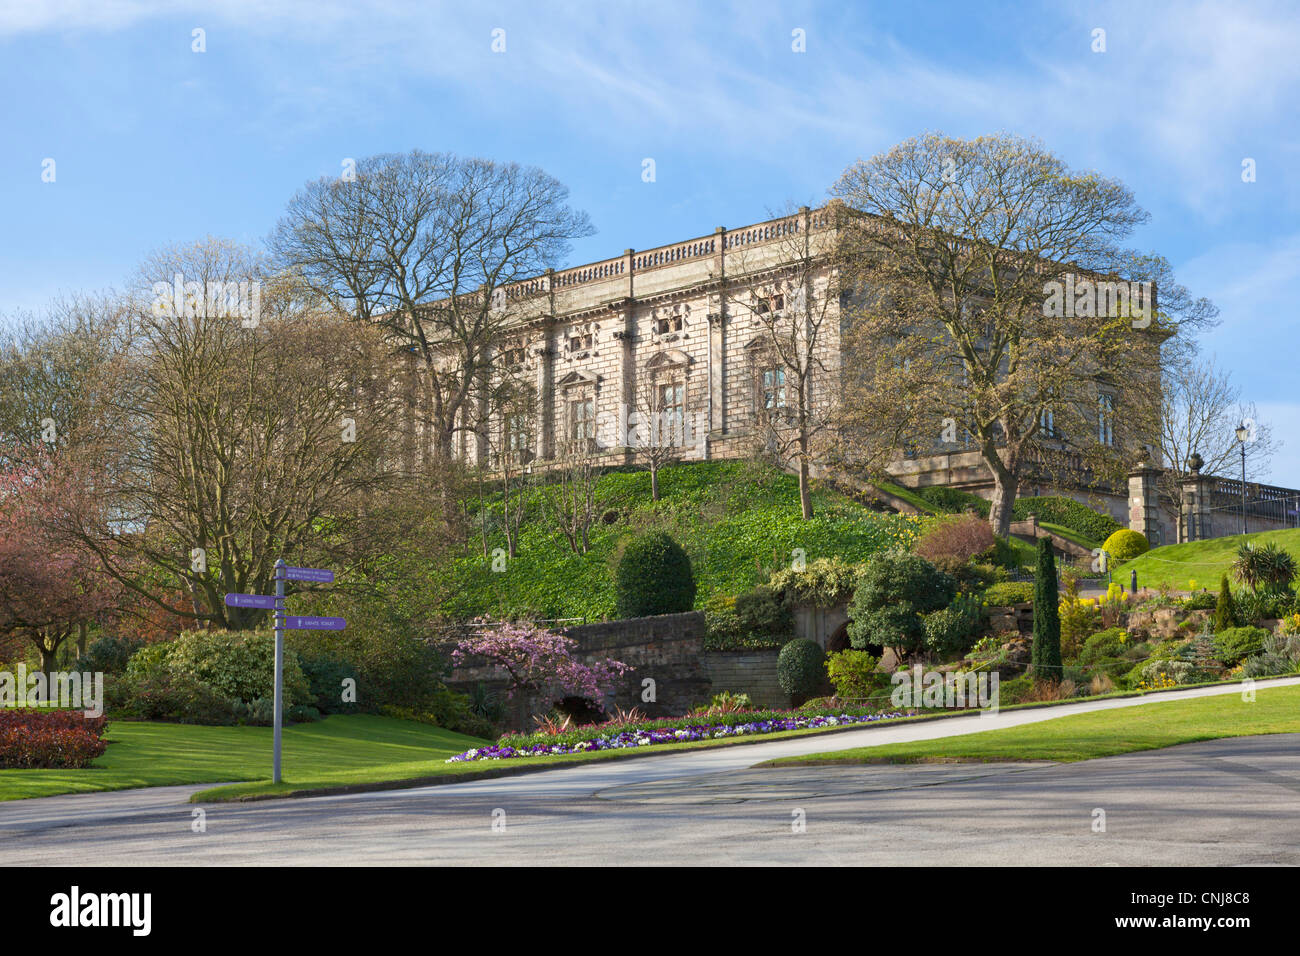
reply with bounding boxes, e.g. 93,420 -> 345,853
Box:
2,678 -> 1297,865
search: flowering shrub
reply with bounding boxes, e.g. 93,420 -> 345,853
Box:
452,619 -> 628,705
447,709 -> 906,762
0,710 -> 108,768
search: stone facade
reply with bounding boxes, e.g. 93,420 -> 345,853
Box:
413,202 -> 1299,542
414,206 -> 841,471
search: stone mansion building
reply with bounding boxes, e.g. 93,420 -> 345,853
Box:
415,204 -> 1298,546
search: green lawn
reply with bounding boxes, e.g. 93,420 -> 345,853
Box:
0,714 -> 489,802
764,683 -> 1300,766
1115,527 -> 1300,591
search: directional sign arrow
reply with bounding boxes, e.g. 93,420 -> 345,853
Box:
283,615 -> 346,631
284,566 -> 334,583
224,592 -> 277,609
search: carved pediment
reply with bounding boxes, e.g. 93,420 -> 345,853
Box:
645,349 -> 691,371
556,370 -> 598,389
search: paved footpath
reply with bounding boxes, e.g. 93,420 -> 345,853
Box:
1,677 -> 1297,865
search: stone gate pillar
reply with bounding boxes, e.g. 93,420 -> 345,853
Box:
1128,460 -> 1164,546
1180,453 -> 1210,542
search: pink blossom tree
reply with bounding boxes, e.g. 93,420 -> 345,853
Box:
0,451 -> 121,678
452,619 -> 629,711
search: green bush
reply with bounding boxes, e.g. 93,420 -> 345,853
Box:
734,585 -> 794,645
1031,539 -> 1062,682
124,641 -> 176,684
948,561 -> 1007,594
922,593 -> 982,658
777,639 -> 826,700
1213,575 -> 1239,630
286,616 -> 449,712
982,581 -> 1034,606
768,556 -> 859,608
996,674 -> 1034,704
1102,529 -> 1149,565
703,594 -> 744,649
847,551 -> 955,657
1079,628 -> 1128,665
120,673 -> 240,725
78,634 -> 143,675
614,531 -> 696,618
982,536 -> 1024,570
166,629 -> 312,708
1212,626 -> 1270,667
1183,590 -> 1217,611
1012,496 -> 1122,542
915,486 -> 990,517
298,654 -> 359,714
824,649 -> 883,700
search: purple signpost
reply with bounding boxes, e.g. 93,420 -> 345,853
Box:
225,559 -> 344,783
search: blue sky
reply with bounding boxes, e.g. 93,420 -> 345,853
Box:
2,0 -> 1298,477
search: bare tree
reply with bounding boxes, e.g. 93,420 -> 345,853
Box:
720,206 -> 839,519
628,367 -> 693,503
485,379 -> 538,559
832,133 -> 1216,535
270,151 -> 593,464
542,443 -> 601,555
1159,353 -> 1277,539
40,241 -> 414,629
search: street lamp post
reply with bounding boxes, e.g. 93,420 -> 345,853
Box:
1235,423 -> 1249,536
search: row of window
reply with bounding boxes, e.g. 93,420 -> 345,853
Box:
1038,394 -> 1115,447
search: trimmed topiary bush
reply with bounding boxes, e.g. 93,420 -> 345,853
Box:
777,638 -> 826,701
1102,529 -> 1150,565
614,531 -> 696,618
1213,575 -> 1239,631
1031,538 -> 1062,681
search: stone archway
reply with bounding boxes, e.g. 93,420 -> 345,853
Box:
827,622 -> 882,657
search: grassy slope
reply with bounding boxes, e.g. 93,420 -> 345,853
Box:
767,683 -> 1300,765
1115,527 -> 1300,591
440,461 -> 927,621
0,714 -> 488,802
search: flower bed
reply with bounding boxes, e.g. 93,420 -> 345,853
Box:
446,709 -> 907,762
0,709 -> 109,769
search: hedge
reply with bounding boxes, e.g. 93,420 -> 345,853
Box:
0,710 -> 108,769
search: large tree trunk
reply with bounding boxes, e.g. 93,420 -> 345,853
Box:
985,445 -> 1019,538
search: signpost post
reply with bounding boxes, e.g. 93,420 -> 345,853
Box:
223,559 -> 344,784
273,559 -> 286,784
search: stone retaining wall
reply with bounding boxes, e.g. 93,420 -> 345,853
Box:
447,610 -> 791,728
